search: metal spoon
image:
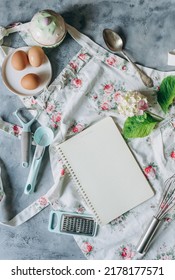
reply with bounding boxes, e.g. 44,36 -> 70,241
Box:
103,29 -> 153,88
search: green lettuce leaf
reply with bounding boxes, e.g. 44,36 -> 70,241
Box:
157,75 -> 175,113
123,113 -> 159,138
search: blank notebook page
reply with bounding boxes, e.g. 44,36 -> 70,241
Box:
58,117 -> 154,225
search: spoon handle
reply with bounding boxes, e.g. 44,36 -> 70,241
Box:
24,146 -> 45,195
121,50 -> 154,88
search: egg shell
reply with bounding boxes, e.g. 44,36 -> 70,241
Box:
28,46 -> 45,67
21,73 -> 40,90
11,50 -> 28,71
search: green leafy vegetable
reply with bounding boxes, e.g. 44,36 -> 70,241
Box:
123,113 -> 160,138
157,75 -> 175,113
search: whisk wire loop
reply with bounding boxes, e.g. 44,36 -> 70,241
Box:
137,173 -> 175,254
157,173 -> 175,219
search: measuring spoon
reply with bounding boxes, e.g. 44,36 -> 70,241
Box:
24,126 -> 54,195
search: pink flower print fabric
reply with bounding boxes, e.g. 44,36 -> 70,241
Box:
72,123 -> 84,133
13,125 -> 22,136
90,81 -> 125,112
0,117 -> 22,139
101,102 -> 111,111
105,56 -> 117,66
38,196 -> 48,206
34,196 -> 49,211
67,121 -> 86,137
113,92 -> 123,103
60,168 -> 65,176
76,205 -> 86,214
119,245 -> 135,260
69,61 -> 78,71
72,78 -> 83,88
170,151 -> 175,159
51,113 -> 62,123
78,53 -> 88,61
81,241 -> 93,255
155,243 -> 175,260
46,103 -> 55,113
144,164 -> 157,180
103,83 -> 114,94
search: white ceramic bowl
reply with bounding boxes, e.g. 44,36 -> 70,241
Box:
30,10 -> 66,47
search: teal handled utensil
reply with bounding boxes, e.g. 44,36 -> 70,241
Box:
14,108 -> 40,168
24,126 -> 54,195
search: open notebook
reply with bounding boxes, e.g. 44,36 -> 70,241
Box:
57,117 -> 154,225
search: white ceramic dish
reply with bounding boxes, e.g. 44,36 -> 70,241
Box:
1,46 -> 52,96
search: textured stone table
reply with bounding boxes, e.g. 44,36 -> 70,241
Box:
0,0 -> 175,260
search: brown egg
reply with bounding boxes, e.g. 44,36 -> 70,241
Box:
11,50 -> 28,70
21,73 -> 40,90
28,46 -> 45,67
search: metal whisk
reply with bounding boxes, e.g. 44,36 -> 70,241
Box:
137,173 -> 175,254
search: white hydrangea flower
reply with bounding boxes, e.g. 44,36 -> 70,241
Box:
115,91 -> 148,117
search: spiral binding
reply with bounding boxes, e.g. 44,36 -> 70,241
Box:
58,147 -> 102,225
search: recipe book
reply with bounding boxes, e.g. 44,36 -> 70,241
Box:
58,117 -> 154,225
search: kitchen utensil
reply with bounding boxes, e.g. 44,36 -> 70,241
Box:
103,28 -> 153,88
14,108 -> 40,168
24,126 -> 54,195
137,173 -> 175,254
48,210 -> 98,237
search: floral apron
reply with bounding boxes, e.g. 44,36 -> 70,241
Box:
1,23 -> 175,260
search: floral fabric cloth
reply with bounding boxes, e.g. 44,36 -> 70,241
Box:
1,24 -> 175,260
